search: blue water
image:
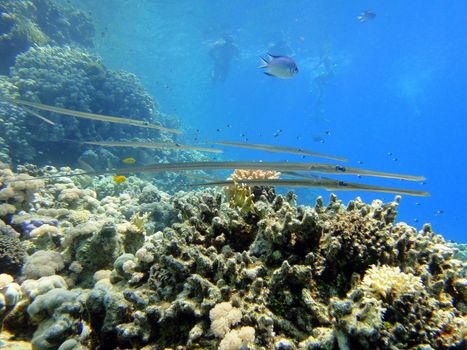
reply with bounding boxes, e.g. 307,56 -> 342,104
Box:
72,0 -> 466,243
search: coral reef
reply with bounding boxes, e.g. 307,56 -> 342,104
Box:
1,44 -> 208,190
0,273 -> 22,333
0,164 -> 465,349
228,169 -> 281,181
226,168 -> 281,207
0,233 -> 26,275
0,0 -> 94,74
2,45 -> 162,165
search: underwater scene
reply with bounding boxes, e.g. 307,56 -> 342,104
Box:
0,0 -> 466,349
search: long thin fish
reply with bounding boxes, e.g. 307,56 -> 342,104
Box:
9,161 -> 425,182
22,106 -> 56,126
99,161 -> 426,181
190,179 -> 431,197
0,96 -> 181,134
81,140 -> 223,153
213,141 -> 347,162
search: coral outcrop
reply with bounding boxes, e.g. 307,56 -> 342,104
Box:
1,44 -> 208,189
0,164 -> 464,349
0,0 -> 94,74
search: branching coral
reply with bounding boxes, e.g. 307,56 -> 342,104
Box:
226,169 -> 281,201
228,169 -> 281,181
0,164 -> 465,350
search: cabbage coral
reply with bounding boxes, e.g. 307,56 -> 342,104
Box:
361,264 -> 423,300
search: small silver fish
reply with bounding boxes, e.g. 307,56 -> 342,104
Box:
259,53 -> 298,79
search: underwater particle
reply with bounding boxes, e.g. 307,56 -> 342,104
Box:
313,136 -> 325,143
113,175 -> 127,184
258,53 -> 299,79
435,210 -> 444,216
358,10 -> 376,22
121,157 -> 136,165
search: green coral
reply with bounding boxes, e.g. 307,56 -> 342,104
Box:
225,181 -> 255,213
130,212 -> 149,233
0,234 -> 26,275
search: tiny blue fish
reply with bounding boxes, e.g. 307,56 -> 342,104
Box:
258,53 -> 298,79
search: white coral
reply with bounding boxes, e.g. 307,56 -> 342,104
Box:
29,224 -> 58,238
21,250 -> 65,279
218,326 -> 255,350
361,265 -> 423,299
210,302 -> 243,338
21,275 -> 68,299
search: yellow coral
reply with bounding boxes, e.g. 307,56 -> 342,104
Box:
130,212 -> 150,232
225,181 -> 254,213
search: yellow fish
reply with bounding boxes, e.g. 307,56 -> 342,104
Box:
122,157 -> 136,164
113,175 -> 127,184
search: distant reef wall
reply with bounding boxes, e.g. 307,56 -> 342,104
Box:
0,0 -> 94,74
0,0 -> 187,174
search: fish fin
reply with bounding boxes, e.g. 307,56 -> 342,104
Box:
267,52 -> 282,58
264,72 -> 276,77
258,56 -> 269,68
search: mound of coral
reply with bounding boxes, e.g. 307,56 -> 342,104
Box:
0,163 -> 465,349
1,1 -> 200,184
0,45 -> 180,166
0,0 -> 94,74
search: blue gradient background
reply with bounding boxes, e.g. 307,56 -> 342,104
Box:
71,0 -> 466,242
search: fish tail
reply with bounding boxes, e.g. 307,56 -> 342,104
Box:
258,56 -> 269,69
